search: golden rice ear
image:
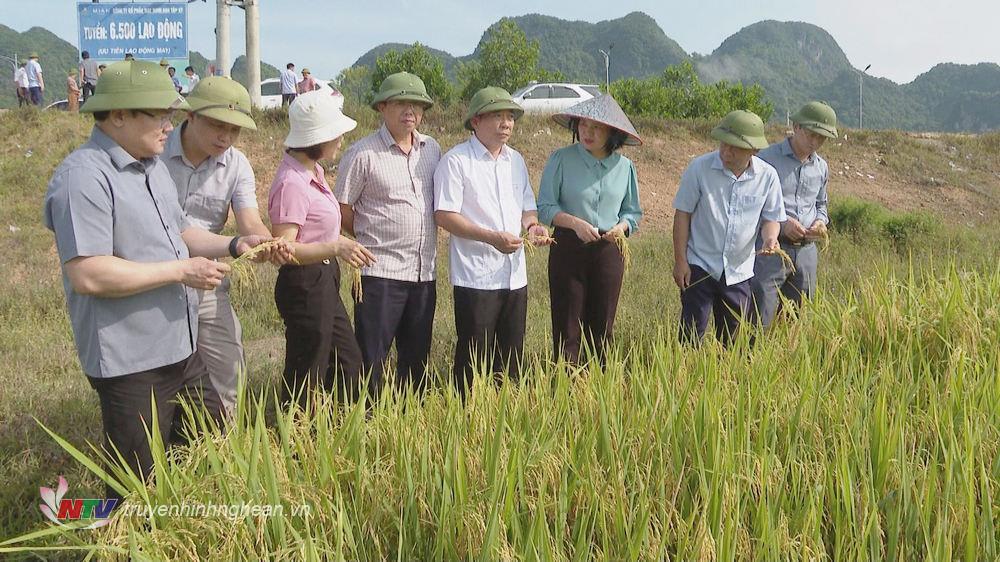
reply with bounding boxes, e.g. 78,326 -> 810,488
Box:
613,231 -> 631,275
757,247 -> 796,274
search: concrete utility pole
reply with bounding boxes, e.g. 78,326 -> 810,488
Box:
216,0 -> 230,77
244,0 -> 261,106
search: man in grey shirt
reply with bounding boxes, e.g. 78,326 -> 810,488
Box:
78,50 -> 100,103
751,101 -> 837,329
43,60 -> 284,498
163,76 -> 279,414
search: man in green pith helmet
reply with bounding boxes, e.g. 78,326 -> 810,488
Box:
42,60 -> 286,500
333,71 -> 441,396
433,86 -> 551,398
672,109 -> 785,346
163,76 -> 293,415
751,101 -> 838,329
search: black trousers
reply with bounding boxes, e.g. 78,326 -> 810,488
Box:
82,82 -> 96,103
452,286 -> 528,397
548,227 -> 625,364
88,355 -> 223,501
281,93 -> 296,107
275,260 -> 364,405
354,276 -> 436,395
679,264 -> 752,347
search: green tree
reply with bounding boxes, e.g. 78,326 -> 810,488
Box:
459,19 -> 557,100
334,66 -> 372,106
370,43 -> 453,106
609,61 -> 773,121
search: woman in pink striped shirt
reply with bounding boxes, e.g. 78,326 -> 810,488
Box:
269,90 -> 375,407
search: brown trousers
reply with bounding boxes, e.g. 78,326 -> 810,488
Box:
547,227 -> 625,364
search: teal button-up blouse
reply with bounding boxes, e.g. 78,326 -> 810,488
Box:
536,143 -> 642,234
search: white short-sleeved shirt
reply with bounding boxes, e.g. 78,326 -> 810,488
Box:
673,151 -> 785,285
279,69 -> 297,94
434,135 -> 535,291
14,67 -> 28,88
26,60 -> 42,87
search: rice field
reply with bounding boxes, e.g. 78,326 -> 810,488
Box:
2,109 -> 1000,560
5,259 -> 1000,560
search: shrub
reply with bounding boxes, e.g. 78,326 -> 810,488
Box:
370,43 -> 453,107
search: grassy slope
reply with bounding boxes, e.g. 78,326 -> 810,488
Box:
0,106 -> 998,555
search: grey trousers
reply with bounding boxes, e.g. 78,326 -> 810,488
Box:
750,241 -> 818,329
183,284 -> 244,414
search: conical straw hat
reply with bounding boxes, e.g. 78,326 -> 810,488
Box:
551,94 -> 642,146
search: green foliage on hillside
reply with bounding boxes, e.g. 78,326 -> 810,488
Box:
370,43 -> 454,106
230,55 -> 280,91
611,61 -> 773,121
458,19 -> 565,100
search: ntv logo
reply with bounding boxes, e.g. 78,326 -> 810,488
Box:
39,476 -> 117,529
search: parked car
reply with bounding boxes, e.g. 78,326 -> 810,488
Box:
44,99 -> 71,111
259,77 -> 342,110
511,83 -> 603,114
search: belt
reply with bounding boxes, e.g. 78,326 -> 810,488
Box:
778,236 -> 812,247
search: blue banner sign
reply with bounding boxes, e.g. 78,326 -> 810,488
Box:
77,3 -> 189,61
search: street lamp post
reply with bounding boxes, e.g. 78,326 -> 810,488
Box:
598,43 -> 614,91
854,64 -> 871,129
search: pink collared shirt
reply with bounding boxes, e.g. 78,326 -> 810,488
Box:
268,153 -> 341,244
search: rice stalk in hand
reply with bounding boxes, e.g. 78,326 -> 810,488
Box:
350,265 -> 363,303
758,247 -> 796,274
522,228 -> 556,255
612,231 -> 632,273
229,240 -> 296,299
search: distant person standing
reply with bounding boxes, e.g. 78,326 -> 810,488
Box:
168,67 -> 182,93
672,110 -> 784,347
26,52 -> 44,106
297,68 -> 316,94
280,63 -> 297,107
14,62 -> 29,107
334,72 -> 441,395
67,69 -> 80,112
183,66 -> 200,94
124,53 -> 135,61
79,50 -> 100,103
750,101 -> 837,329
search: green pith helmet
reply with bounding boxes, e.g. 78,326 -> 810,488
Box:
159,58 -> 169,67
186,76 -> 257,130
80,60 -> 190,114
29,52 -> 39,59
710,110 -> 769,150
370,71 -> 434,110
791,101 -> 838,139
464,86 -> 523,131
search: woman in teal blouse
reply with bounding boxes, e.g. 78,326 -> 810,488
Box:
537,94 -> 643,363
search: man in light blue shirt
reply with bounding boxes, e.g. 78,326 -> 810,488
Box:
672,110 -> 784,346
279,62 -> 297,107
752,101 -> 837,329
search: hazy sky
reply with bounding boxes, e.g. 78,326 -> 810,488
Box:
3,0 -> 998,84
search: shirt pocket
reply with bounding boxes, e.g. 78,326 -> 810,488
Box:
739,194 -> 767,224
185,193 -> 230,231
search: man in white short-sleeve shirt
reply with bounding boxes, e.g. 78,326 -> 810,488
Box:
434,86 -> 551,397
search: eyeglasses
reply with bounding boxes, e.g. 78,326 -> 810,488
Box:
134,109 -> 176,127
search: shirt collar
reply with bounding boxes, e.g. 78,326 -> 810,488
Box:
377,123 -> 425,153
469,133 -> 510,161
710,150 -> 762,180
90,125 -> 154,173
280,152 -> 330,193
781,137 -> 815,164
575,142 -> 618,170
165,122 -> 227,169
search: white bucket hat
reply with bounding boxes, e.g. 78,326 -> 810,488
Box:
285,90 -> 357,148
